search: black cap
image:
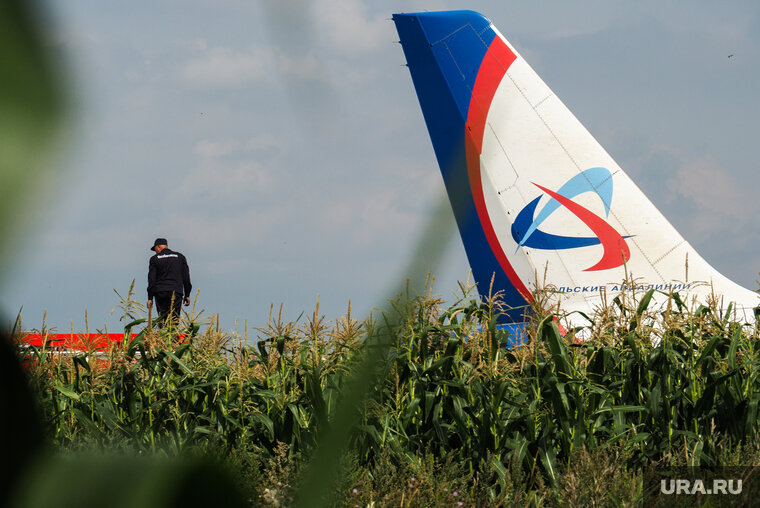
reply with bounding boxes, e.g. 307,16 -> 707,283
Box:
151,238 -> 168,251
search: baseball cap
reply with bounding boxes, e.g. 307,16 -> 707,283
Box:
151,238 -> 168,251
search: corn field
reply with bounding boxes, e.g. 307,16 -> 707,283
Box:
9,282 -> 760,506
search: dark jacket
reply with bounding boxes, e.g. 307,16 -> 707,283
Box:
147,248 -> 192,300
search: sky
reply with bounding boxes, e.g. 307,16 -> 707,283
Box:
3,1 -> 760,335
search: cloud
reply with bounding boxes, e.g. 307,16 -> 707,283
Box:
180,42 -> 331,88
666,156 -> 757,219
51,27 -> 101,50
535,26 -> 609,43
632,144 -> 757,220
317,160 -> 442,250
170,136 -> 280,206
195,136 -> 278,160
163,207 -> 284,255
312,0 -> 389,54
276,50 -> 322,80
180,46 -> 268,88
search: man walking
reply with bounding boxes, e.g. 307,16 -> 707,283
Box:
147,238 -> 192,324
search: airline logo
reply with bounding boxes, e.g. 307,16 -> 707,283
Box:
511,167 -> 632,272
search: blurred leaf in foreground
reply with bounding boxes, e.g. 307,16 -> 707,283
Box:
0,0 -> 65,272
0,1 -> 64,500
295,193 -> 457,507
12,454 -> 246,508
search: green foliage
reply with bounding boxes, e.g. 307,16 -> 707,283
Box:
14,286 -> 760,505
8,1 -> 757,505
12,453 -> 247,508
0,0 -> 65,269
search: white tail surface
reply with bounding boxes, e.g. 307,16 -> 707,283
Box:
394,11 -> 758,324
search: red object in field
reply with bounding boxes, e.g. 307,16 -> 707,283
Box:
19,333 -> 137,352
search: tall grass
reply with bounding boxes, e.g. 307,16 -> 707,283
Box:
13,281 -> 760,505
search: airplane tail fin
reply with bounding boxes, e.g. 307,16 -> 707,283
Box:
393,11 -> 757,323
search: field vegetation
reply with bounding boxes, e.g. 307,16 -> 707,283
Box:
10,280 -> 760,506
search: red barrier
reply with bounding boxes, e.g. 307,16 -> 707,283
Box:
19,333 -> 137,352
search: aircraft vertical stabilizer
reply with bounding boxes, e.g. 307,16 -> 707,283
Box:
393,10 -> 758,325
